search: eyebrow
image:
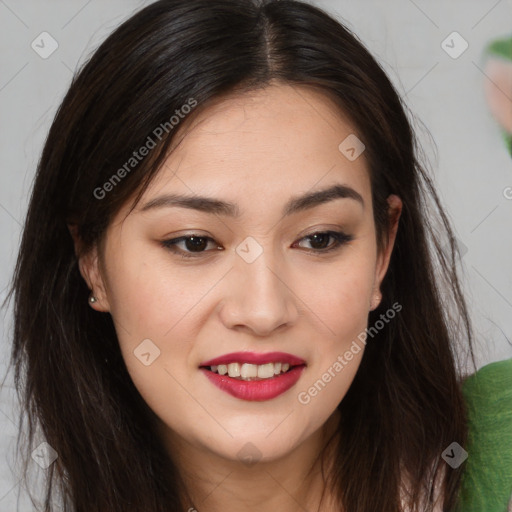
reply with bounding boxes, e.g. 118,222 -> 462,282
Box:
140,183 -> 364,217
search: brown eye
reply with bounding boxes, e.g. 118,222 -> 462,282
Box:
161,235 -> 220,258
295,231 -> 353,253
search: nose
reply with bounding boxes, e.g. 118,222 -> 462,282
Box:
218,250 -> 299,337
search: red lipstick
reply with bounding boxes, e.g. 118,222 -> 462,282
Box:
199,351 -> 306,402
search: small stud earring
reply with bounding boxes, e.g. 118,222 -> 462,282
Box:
89,295 -> 97,304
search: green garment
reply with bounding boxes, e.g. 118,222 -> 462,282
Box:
456,357 -> 512,511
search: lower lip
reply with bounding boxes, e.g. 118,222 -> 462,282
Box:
200,365 -> 306,401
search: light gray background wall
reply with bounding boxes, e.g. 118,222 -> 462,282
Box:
1,0 -> 511,509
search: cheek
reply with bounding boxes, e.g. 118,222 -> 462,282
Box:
300,249 -> 375,337
105,253 -> 197,430
104,244 -> 211,340
102,245 -> 203,404
297,347 -> 362,419
293,248 -> 375,409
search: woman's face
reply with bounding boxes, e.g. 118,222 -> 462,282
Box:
81,83 -> 401,465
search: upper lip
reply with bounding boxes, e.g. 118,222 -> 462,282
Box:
200,351 -> 306,367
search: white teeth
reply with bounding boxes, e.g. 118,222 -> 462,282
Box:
257,363 -> 275,379
227,362 -> 241,378
208,361 -> 295,380
241,363 -> 258,379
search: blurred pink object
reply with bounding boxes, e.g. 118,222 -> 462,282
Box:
484,57 -> 512,134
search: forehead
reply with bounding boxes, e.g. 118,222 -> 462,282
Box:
140,83 -> 371,215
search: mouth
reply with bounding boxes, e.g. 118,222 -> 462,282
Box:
201,361 -> 301,381
199,352 -> 307,401
199,351 -> 306,380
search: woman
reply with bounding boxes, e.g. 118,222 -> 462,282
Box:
5,0 -> 481,510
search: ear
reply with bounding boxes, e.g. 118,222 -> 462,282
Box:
68,223 -> 111,313
371,194 -> 402,307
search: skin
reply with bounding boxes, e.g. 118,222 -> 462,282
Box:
75,82 -> 402,511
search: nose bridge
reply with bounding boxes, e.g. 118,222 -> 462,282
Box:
221,236 -> 297,334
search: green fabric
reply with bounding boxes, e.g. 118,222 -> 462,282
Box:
503,132 -> 512,158
487,36 -> 512,61
456,357 -> 512,512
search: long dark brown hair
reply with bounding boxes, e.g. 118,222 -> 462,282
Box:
3,0 -> 476,510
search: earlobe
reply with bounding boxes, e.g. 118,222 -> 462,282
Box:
67,223 -> 110,312
78,247 -> 111,313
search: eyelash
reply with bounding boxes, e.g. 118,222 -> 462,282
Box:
160,230 -> 354,259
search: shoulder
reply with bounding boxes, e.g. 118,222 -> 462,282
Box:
457,357 -> 512,512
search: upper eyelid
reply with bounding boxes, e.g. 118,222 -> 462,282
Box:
167,230 -> 345,243
165,223 -> 350,240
